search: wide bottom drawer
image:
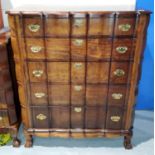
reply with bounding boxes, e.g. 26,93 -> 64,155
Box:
31,106 -> 125,130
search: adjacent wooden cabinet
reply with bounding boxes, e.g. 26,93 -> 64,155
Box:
0,29 -> 20,147
7,10 -> 150,149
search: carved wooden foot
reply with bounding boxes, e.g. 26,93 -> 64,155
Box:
24,130 -> 33,148
124,129 -> 133,149
12,137 -> 20,147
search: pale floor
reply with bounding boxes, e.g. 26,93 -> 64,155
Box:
0,110 -> 154,155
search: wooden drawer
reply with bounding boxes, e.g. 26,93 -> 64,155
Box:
106,106 -> 125,130
0,46 -> 8,66
110,62 -> 132,84
46,38 -> 70,61
71,62 -> 85,84
87,38 -> 112,60
28,62 -> 46,82
114,15 -> 136,36
48,62 -> 70,83
30,83 -> 48,105
0,110 -> 9,127
49,85 -> 70,105
72,14 -> 87,36
85,106 -> 106,129
26,38 -> 45,59
45,14 -> 70,37
88,14 -> 114,36
23,15 -> 43,37
112,39 -> 135,60
7,107 -> 17,125
0,69 -> 11,86
108,85 -> 127,106
86,84 -> 108,106
71,85 -> 85,106
71,39 -> 86,61
32,107 -> 49,128
87,62 -> 110,84
50,106 -> 70,129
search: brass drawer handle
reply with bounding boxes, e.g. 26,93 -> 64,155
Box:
32,70 -> 43,77
112,93 -> 123,100
28,24 -> 40,32
116,47 -> 128,54
111,116 -> 121,122
74,63 -> 82,69
118,24 -> 131,32
74,85 -> 82,91
34,93 -> 45,98
0,116 -> 3,121
73,39 -> 84,46
74,19 -> 83,27
74,107 -> 82,113
113,69 -> 125,77
36,114 -> 47,121
30,46 -> 42,53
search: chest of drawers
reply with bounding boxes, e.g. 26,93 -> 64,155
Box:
7,10 -> 150,149
0,29 -> 20,147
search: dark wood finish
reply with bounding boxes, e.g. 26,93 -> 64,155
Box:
7,10 -> 150,149
0,29 -> 20,147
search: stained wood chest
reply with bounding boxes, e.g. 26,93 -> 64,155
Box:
7,10 -> 150,149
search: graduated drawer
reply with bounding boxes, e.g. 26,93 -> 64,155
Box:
22,13 -> 136,37
31,106 -> 106,129
30,84 -> 108,106
25,38 -> 135,61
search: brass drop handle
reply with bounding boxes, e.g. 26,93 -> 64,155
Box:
113,69 -> 125,77
28,24 -> 40,32
74,19 -> 83,27
0,116 -> 3,121
31,46 -> 42,53
74,107 -> 82,113
110,116 -> 121,122
118,24 -> 131,32
112,93 -> 123,100
34,93 -> 46,98
36,114 -> 47,121
116,46 -> 128,54
32,70 -> 43,77
73,39 -> 84,46
74,85 -> 82,91
74,63 -> 82,69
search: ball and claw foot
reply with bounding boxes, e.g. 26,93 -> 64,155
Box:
25,140 -> 33,148
12,138 -> 20,147
124,136 -> 133,149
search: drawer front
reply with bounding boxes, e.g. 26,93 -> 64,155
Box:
50,106 -> 70,129
85,106 -> 106,129
108,85 -> 127,106
71,85 -> 85,105
114,17 -> 136,36
71,106 -> 84,129
30,83 -> 48,105
26,38 -> 45,59
0,69 -> 11,86
49,85 -> 70,105
87,62 -> 110,84
8,107 -> 17,125
28,62 -> 46,82
72,16 -> 87,36
48,62 -> 70,83
46,38 -> 70,61
45,15 -> 70,37
86,85 -> 108,106
106,106 -> 124,130
110,62 -> 132,84
71,39 -> 86,61
71,62 -> 85,84
32,107 -> 49,128
88,16 -> 114,36
87,38 -> 112,60
0,110 -> 9,127
23,16 -> 43,37
0,46 -> 8,65
112,39 -> 135,60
